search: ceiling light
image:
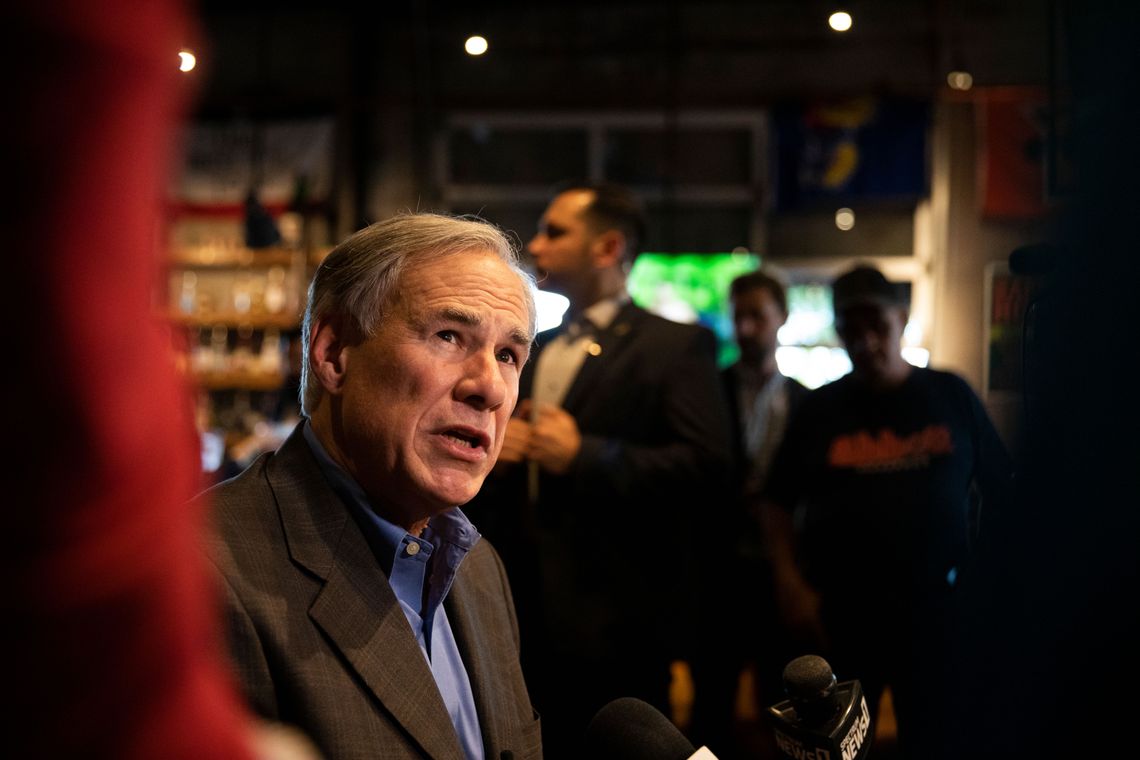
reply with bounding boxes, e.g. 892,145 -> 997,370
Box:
835,208 -> 856,231
947,70 -> 974,91
829,11 -> 853,32
465,36 -> 489,56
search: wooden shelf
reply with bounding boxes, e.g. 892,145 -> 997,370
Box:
168,246 -> 299,268
167,310 -> 301,329
193,368 -> 286,391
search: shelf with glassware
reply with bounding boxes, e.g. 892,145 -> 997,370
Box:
165,112 -> 338,472
164,238 -> 312,477
166,243 -> 307,391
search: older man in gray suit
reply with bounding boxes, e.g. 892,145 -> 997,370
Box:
205,214 -> 542,760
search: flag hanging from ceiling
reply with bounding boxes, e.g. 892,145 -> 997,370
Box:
774,98 -> 929,211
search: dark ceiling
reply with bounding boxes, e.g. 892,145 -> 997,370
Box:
193,0 -> 1055,115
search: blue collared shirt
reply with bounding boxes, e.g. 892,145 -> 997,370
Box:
303,421 -> 485,760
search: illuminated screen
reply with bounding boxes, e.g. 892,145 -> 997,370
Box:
777,283 -> 850,388
626,252 -> 760,366
777,281 -> 927,388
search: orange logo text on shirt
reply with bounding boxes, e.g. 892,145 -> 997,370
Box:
827,424 -> 954,472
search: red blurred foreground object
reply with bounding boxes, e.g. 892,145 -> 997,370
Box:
7,2 -> 255,757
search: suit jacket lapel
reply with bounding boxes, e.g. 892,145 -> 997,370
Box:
267,429 -> 465,760
561,301 -> 643,413
446,571 -> 509,755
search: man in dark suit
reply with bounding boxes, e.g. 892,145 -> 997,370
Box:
471,184 -> 733,755
690,269 -> 809,757
205,214 -> 543,760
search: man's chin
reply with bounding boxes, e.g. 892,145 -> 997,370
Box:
425,476 -> 485,510
850,363 -> 881,382
738,347 -> 764,364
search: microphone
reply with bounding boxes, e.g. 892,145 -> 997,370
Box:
584,697 -> 718,760
767,655 -> 872,760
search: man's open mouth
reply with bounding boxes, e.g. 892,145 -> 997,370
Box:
442,429 -> 486,449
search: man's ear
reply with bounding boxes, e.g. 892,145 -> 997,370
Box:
590,230 -> 626,269
309,317 -> 351,395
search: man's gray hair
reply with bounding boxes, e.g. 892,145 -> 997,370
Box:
300,213 -> 536,414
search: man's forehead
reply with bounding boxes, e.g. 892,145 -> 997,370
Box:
404,269 -> 533,340
836,302 -> 902,323
734,286 -> 778,305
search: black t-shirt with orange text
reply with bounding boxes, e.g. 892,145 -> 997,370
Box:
764,367 -> 1013,608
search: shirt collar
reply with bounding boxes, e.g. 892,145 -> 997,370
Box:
735,363 -> 786,392
581,292 -> 629,332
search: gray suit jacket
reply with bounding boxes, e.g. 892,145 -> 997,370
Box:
205,425 -> 542,760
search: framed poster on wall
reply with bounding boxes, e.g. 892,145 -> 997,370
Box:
983,260 -> 1046,447
984,261 -> 1029,398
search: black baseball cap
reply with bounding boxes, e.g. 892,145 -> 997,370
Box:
831,265 -> 907,313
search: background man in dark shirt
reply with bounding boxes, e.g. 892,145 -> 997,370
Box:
761,265 -> 1013,759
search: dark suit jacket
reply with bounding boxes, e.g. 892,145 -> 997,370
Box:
205,425 -> 542,760
472,302 -> 733,662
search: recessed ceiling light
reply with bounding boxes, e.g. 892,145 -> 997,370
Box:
947,70 -> 974,91
829,11 -> 853,32
835,207 -> 856,231
465,36 -> 489,56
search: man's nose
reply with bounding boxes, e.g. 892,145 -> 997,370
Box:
456,350 -> 508,411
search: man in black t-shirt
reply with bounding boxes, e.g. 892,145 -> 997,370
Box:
761,265 -> 1012,759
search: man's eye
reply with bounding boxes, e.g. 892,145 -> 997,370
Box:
437,330 -> 458,343
496,348 -> 517,365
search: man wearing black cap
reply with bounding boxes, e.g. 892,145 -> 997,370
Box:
760,264 -> 1013,758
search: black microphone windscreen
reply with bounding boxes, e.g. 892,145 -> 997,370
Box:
584,697 -> 696,760
782,655 -> 841,726
782,655 -> 836,700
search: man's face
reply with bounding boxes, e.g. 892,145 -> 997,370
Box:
334,250 -> 532,519
835,303 -> 908,383
732,286 -> 786,364
527,189 -> 597,296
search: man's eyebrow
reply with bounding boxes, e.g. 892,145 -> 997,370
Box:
438,306 -> 480,327
510,327 -> 534,348
436,306 -> 533,347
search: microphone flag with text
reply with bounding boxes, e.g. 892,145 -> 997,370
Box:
584,697 -> 718,760
767,655 -> 872,760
